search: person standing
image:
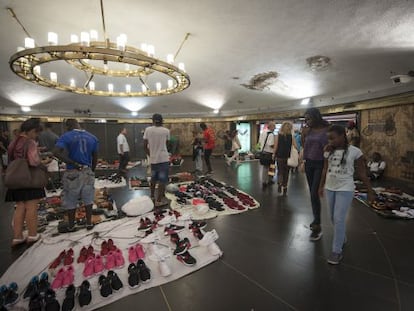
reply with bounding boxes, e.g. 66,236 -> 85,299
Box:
346,120 -> 360,147
318,125 -> 375,264
301,108 -> 330,241
225,129 -> 242,167
192,137 -> 203,174
5,118 -> 45,246
200,122 -> 215,174
258,121 -> 276,188
274,122 -> 298,196
38,122 -> 59,152
53,119 -> 99,231
117,127 -> 130,177
143,114 -> 170,207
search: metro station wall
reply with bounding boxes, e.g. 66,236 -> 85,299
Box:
360,104 -> 414,181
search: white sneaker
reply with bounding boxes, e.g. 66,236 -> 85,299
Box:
199,230 -> 219,246
158,215 -> 177,225
159,260 -> 171,277
141,232 -> 161,243
207,242 -> 223,256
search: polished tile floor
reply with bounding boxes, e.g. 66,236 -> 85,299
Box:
1,157 -> 414,311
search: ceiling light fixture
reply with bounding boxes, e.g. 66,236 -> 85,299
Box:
8,1 -> 190,97
301,98 -> 310,105
21,106 -> 31,112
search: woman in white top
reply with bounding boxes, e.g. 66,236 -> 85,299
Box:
319,125 -> 375,265
258,121 -> 276,188
225,130 -> 242,167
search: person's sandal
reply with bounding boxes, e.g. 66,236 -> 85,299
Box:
26,234 -> 41,245
11,237 -> 26,248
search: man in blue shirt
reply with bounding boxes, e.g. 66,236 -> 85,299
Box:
53,119 -> 99,231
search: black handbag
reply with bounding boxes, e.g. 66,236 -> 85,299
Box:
259,133 -> 273,166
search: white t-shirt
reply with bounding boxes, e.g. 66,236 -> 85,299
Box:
143,126 -> 170,164
117,133 -> 130,154
325,145 -> 363,191
258,131 -> 275,153
367,161 -> 386,173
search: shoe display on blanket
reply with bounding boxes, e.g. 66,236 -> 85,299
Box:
44,288 -> 60,311
158,214 -> 177,226
199,230 -> 219,246
127,263 -> 140,289
140,231 -> 160,244
83,257 -> 95,279
51,268 -> 65,290
114,249 -> 125,268
38,272 -> 50,295
136,259 -> 151,283
135,244 -> 145,259
107,239 -> 117,251
105,251 -> 116,270
138,218 -> 152,232
62,265 -> 74,287
176,251 -> 197,267
164,224 -> 185,236
158,260 -> 171,277
128,246 -> 138,263
173,238 -> 191,255
23,276 -> 39,300
94,255 -> 105,274
78,280 -> 92,307
98,275 -> 112,298
101,241 -> 109,256
77,246 -> 88,263
63,251 -> 74,266
107,270 -> 123,291
192,228 -> 204,240
28,292 -> 42,311
61,284 -> 75,311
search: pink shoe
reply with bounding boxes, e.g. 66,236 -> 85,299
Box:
51,267 -> 65,290
107,239 -> 117,251
101,240 -> 109,256
105,251 -> 116,270
77,246 -> 88,263
94,254 -> 105,274
135,244 -> 145,259
63,265 -> 74,287
83,257 -> 95,278
87,245 -> 94,258
114,249 -> 125,268
128,246 -> 138,263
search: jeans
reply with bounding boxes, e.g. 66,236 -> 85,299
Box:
195,153 -> 203,172
305,160 -> 324,225
62,168 -> 95,209
204,148 -> 213,172
118,152 -> 129,172
325,190 -> 354,253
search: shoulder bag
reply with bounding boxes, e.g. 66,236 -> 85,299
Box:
259,132 -> 273,166
287,146 -> 299,167
4,139 -> 48,189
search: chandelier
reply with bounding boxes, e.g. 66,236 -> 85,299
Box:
8,1 -> 190,97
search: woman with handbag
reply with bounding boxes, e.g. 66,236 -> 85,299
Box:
5,118 -> 45,247
258,121 -> 276,188
274,122 -> 298,196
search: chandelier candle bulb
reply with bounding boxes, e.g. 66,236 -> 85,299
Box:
48,32 -> 58,45
80,32 -> 90,46
125,84 -> 131,93
141,85 -> 147,92
108,83 -> 114,92
50,72 -> 57,83
89,81 -> 95,91
141,43 -> 148,53
147,45 -> 155,57
116,36 -> 126,51
70,34 -> 79,43
167,79 -> 173,89
156,82 -> 161,91
178,63 -> 185,72
90,30 -> 98,41
34,66 -> 40,75
70,79 -> 76,87
167,54 -> 174,64
125,64 -> 130,71
24,38 -> 35,49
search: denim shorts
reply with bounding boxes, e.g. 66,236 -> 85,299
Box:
151,162 -> 169,184
62,168 -> 95,209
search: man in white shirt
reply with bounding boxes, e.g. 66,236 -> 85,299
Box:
117,127 -> 130,176
143,114 -> 170,207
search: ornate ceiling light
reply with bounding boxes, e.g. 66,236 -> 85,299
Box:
8,1 -> 190,97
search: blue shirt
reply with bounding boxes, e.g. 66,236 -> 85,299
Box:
56,129 -> 99,169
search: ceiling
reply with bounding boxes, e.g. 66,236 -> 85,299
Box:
1,0 -> 414,120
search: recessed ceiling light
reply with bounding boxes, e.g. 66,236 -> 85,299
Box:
21,106 -> 31,112
213,109 -> 219,114
301,98 -> 310,105
131,111 -> 138,116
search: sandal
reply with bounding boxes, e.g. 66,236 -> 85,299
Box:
27,234 -> 41,244
11,238 -> 26,248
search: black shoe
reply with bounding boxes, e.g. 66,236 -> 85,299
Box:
23,276 -> 39,300
173,238 -> 191,255
28,292 -> 43,311
127,263 -> 140,288
107,270 -> 123,291
188,221 -> 207,230
38,272 -> 50,296
44,288 -> 60,311
98,275 -> 113,298
136,259 -> 151,283
2,283 -> 19,307
277,184 -> 282,193
61,284 -> 75,311
78,280 -> 92,307
176,251 -> 197,266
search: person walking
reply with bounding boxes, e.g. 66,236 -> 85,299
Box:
200,122 -> 215,174
117,127 -> 130,177
53,119 -> 99,231
192,137 -> 203,175
319,125 -> 375,264
301,108 -> 330,241
6,118 -> 45,247
225,129 -> 242,167
258,121 -> 276,189
143,114 -> 171,207
274,122 -> 298,196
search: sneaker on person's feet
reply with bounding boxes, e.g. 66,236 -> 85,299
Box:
309,230 -> 323,241
327,252 -> 343,265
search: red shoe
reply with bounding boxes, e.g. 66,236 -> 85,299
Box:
87,245 -> 94,258
135,244 -> 145,259
114,249 -> 125,268
51,268 -> 65,290
128,246 -> 138,263
77,247 -> 88,263
49,257 -> 61,270
107,239 -> 117,251
83,257 -> 95,278
62,265 -> 74,287
63,253 -> 73,266
101,241 -> 109,256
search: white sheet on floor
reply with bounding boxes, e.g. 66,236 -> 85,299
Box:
0,215 -> 221,311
